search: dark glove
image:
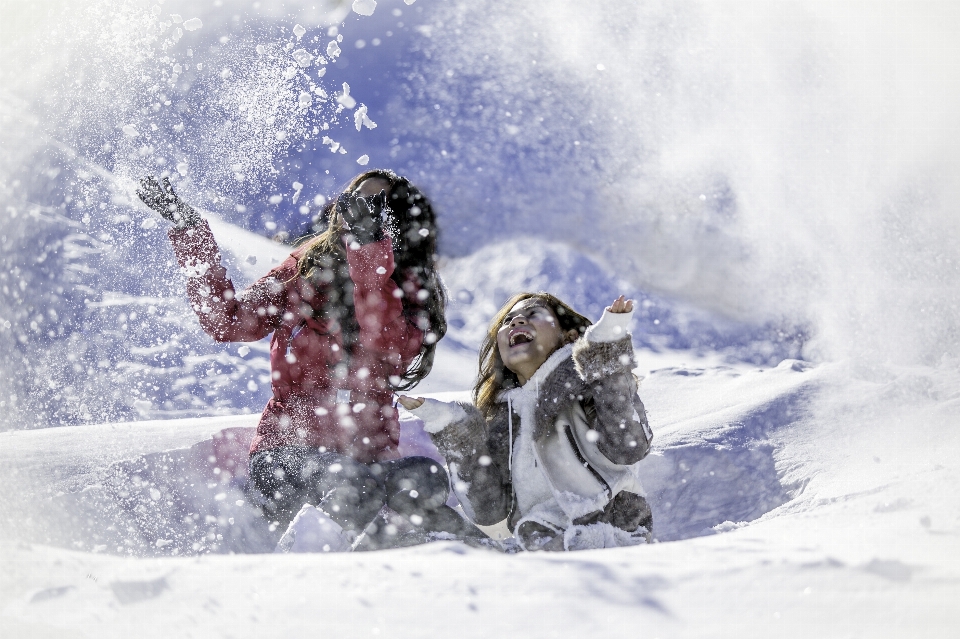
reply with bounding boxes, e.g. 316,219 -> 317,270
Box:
337,190 -> 387,245
137,176 -> 201,229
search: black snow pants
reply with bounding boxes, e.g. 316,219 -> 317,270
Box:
249,447 -> 480,541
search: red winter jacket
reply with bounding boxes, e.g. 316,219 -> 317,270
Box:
168,220 -> 425,463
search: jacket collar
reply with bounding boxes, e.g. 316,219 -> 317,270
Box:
498,343 -> 574,404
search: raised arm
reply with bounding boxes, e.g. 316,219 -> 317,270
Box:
139,176 -> 287,342
346,239 -> 424,364
572,296 -> 653,464
169,221 -> 291,342
341,190 -> 425,367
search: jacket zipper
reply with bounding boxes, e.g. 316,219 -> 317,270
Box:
563,417 -> 612,498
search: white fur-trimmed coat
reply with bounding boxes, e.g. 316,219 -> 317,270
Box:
413,310 -> 654,550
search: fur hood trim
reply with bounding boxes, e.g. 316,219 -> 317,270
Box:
497,344 -> 583,441
497,343 -> 574,404
495,336 -> 637,441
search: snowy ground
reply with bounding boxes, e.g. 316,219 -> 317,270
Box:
2,346 -> 958,637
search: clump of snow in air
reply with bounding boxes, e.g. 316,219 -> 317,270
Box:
121,124 -> 139,137
404,0 -> 417,5
352,0 -> 377,16
321,135 -> 346,154
357,154 -> 369,165
291,49 -> 314,68
337,82 -> 356,109
292,24 -> 306,40
326,40 -> 341,59
354,104 -> 377,130
176,162 -> 188,176
182,17 -> 203,31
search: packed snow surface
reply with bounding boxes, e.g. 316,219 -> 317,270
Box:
2,320 -> 959,636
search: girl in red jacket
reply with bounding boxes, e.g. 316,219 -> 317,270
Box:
138,170 -> 475,551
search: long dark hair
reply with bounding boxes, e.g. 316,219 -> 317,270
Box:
473,292 -> 592,419
295,170 -> 446,390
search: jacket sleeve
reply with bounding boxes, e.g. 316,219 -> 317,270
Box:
572,311 -> 653,465
168,220 -> 289,342
345,238 -> 424,368
412,399 -> 511,526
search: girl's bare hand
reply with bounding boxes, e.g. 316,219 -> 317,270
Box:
606,295 -> 635,314
397,395 -> 425,410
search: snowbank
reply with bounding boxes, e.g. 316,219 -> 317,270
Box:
2,357 -> 958,637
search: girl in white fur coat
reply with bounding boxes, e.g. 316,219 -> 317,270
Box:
400,293 -> 653,551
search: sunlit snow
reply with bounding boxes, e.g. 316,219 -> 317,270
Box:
352,0 -> 378,18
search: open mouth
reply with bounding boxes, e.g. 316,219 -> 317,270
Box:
509,331 -> 534,347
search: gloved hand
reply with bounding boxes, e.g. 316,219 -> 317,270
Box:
137,176 -> 201,229
337,190 -> 387,245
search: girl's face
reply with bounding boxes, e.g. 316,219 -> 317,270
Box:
496,298 -> 568,385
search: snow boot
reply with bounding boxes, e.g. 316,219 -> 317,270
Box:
275,504 -> 354,553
